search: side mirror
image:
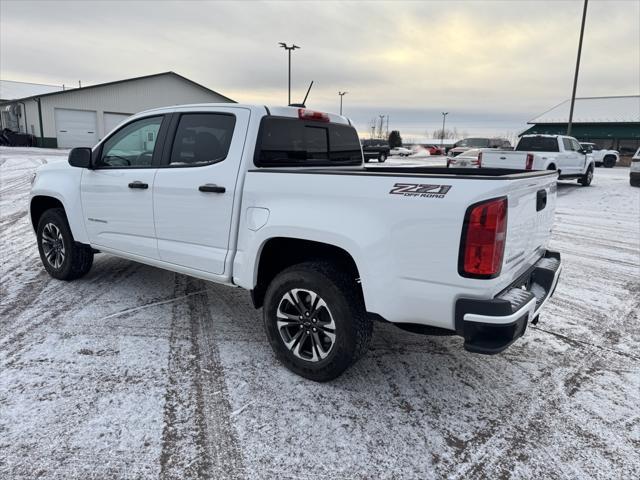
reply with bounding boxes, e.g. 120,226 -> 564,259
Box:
68,147 -> 92,168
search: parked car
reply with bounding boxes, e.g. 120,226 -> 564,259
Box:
361,139 -> 390,163
480,134 -> 595,186
424,144 -> 444,156
30,104 -> 562,381
631,147 -> 640,187
448,138 -> 512,157
580,142 -> 619,168
446,148 -> 482,168
389,146 -> 413,157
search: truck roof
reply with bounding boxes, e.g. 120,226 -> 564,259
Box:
133,103 -> 351,125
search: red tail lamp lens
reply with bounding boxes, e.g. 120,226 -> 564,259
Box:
460,197 -> 508,277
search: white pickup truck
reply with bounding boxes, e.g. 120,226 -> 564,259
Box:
579,142 -> 619,168
481,134 -> 595,186
29,104 -> 562,381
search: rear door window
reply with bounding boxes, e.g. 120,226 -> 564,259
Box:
169,113 -> 236,166
255,117 -> 362,166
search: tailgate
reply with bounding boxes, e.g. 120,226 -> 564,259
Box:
482,151 -> 527,169
500,173 -> 557,287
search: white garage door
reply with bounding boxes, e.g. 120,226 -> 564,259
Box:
55,108 -> 98,148
103,112 -> 132,136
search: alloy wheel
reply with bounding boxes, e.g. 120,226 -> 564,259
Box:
276,288 -> 336,362
41,223 -> 65,269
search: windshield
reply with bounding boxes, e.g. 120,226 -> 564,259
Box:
456,138 -> 490,148
516,137 -> 559,152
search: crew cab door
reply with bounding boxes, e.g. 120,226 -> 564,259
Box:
559,138 -> 584,174
81,115 -> 168,258
153,108 -> 250,275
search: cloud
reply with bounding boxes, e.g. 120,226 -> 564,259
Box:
1,0 -> 638,136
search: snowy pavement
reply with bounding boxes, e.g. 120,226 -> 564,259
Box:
1,147 -> 639,479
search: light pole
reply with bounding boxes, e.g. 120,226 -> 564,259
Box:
567,0 -> 588,136
278,42 -> 300,105
338,91 -> 348,115
440,112 -> 449,147
379,115 -> 386,139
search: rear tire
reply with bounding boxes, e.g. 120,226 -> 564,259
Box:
603,155 -> 616,168
263,261 -> 372,382
378,153 -> 387,163
37,208 -> 93,280
578,165 -> 594,186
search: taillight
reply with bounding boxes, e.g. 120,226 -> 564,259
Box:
298,108 -> 329,122
525,153 -> 534,170
446,159 -> 452,167
475,151 -> 483,167
459,197 -> 508,278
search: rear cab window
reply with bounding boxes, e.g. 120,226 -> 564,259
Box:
515,137 -> 560,152
254,117 -> 362,167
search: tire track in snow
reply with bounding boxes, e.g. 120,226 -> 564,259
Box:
159,275 -> 244,479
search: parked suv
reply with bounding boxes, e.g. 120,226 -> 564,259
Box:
631,147 -> 640,187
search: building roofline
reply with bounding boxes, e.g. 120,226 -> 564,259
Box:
0,71 -> 235,105
527,94 -> 640,124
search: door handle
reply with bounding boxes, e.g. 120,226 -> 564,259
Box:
128,181 -> 148,189
198,184 -> 226,193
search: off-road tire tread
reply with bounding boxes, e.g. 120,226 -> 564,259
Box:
263,261 -> 372,382
38,208 -> 93,281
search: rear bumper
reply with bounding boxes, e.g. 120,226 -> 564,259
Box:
454,250 -> 561,354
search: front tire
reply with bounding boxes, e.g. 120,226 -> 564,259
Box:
263,261 -> 372,382
578,165 -> 594,186
378,153 -> 387,163
37,208 -> 93,280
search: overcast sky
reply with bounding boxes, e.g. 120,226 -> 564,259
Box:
1,0 -> 638,138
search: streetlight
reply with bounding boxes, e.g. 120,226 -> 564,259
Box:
338,91 -> 348,115
567,0 -> 588,136
278,42 -> 300,105
440,112 -> 449,147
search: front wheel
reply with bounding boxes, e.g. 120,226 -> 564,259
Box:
37,208 -> 93,280
378,153 -> 387,163
263,261 -> 373,382
603,156 -> 616,168
578,166 -> 594,187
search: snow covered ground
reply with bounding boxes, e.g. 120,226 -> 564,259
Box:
1,147 -> 639,479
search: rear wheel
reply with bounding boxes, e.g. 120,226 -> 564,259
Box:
378,153 -> 387,163
263,261 -> 372,382
603,155 -> 616,168
578,165 -> 594,186
37,208 -> 93,280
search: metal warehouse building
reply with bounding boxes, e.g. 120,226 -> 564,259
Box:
0,72 -> 234,148
521,95 -> 640,156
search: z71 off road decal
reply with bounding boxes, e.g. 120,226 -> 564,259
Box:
389,183 -> 452,198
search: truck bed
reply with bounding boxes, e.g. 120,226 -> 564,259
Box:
249,166 -> 555,179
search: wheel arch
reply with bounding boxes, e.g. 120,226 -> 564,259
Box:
250,237 -> 362,309
30,195 -> 66,232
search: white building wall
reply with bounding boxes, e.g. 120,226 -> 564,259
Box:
35,74 -> 232,141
